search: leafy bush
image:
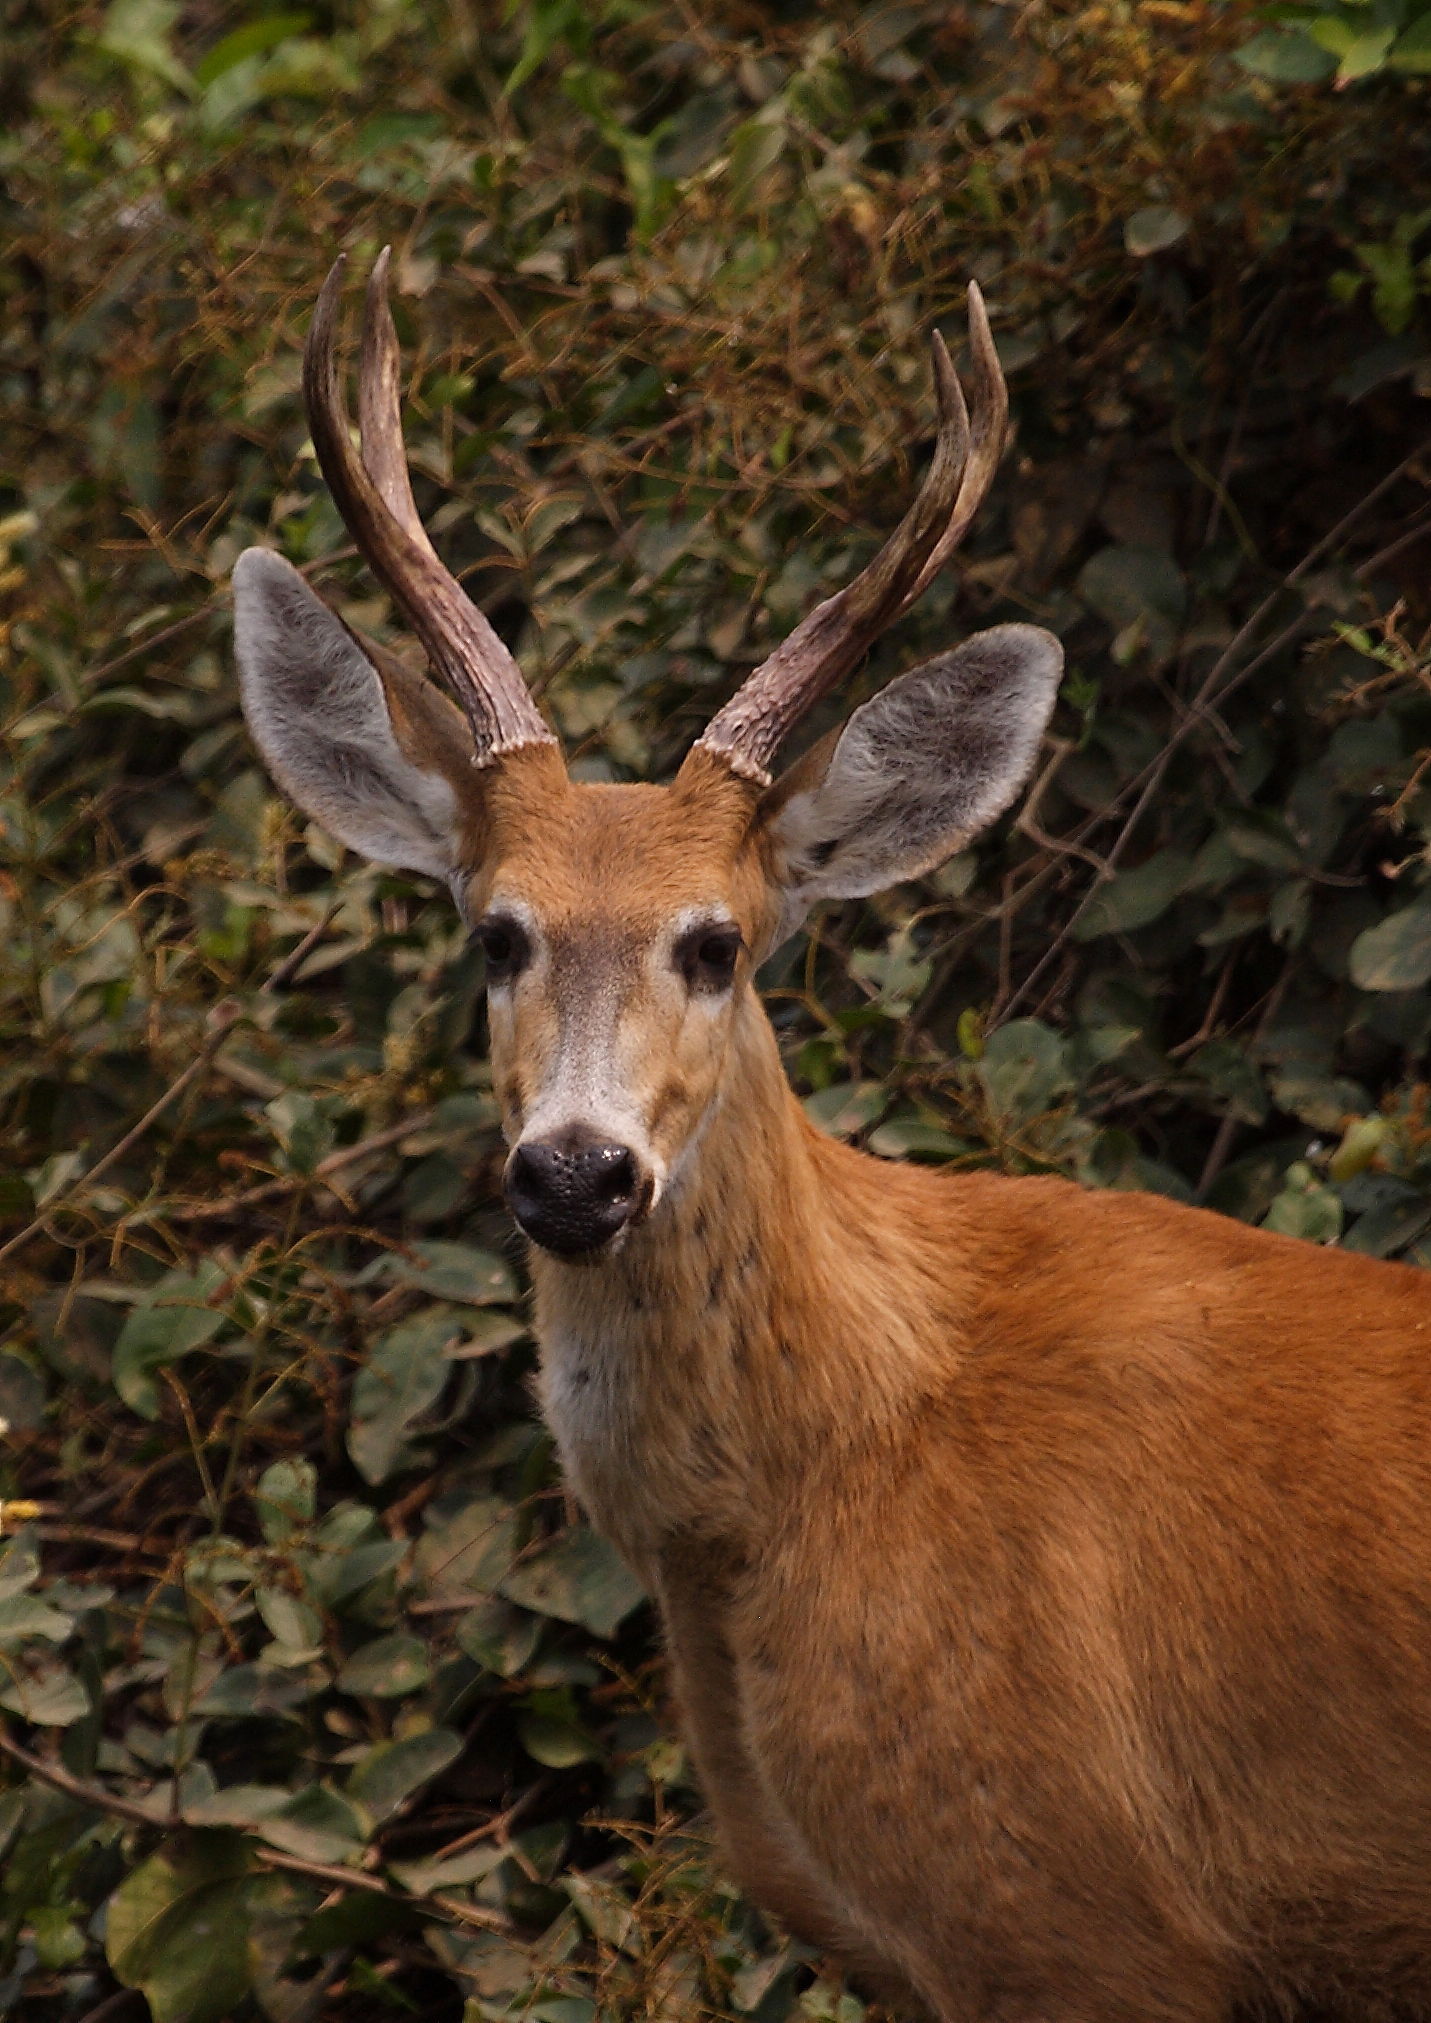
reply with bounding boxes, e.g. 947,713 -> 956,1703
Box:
1,1 -> 1430,2017
1240,0 -> 1431,85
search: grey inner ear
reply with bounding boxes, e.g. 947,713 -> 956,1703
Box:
233,548 -> 464,880
768,622 -> 1063,930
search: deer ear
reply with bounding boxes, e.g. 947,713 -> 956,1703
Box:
758,623 -> 1062,945
233,548 -> 481,881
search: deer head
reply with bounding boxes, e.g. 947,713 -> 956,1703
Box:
234,254 -> 1062,1257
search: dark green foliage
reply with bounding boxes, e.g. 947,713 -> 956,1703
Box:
1,1 -> 1430,2016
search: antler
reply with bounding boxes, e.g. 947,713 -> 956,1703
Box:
695,284 -> 1009,782
304,249 -> 554,762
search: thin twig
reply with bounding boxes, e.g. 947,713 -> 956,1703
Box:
163,1109 -> 436,1224
250,1845 -> 513,1932
0,1000 -> 244,1270
0,1723 -> 173,1827
1195,958 -> 1295,1201
426,1775 -> 552,1865
0,1721 -> 513,1935
76,546 -> 358,692
262,900 -> 341,993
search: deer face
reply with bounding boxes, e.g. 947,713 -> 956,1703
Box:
460,749 -> 773,1253
232,257 -> 1063,1258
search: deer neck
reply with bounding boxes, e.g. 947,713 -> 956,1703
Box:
529,992 -> 956,1573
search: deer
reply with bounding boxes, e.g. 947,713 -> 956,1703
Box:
233,252 -> 1431,2023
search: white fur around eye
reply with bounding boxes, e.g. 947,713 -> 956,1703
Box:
233,548 -> 463,878
766,622 -> 1062,943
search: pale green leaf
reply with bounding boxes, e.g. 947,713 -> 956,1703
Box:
254,1457 -> 317,1543
366,1239 -> 517,1306
500,1529 -> 646,1639
0,1659 -> 89,1726
347,1310 -> 461,1484
1263,1161 -> 1344,1244
112,1262 -> 228,1420
337,1631 -> 430,1697
1124,206 -> 1189,257
1071,850 -> 1195,941
106,1833 -> 254,2023
347,1727 -> 463,1821
194,11 -> 311,85
1349,900 -> 1431,990
258,1784 -> 368,1865
0,1594 -> 74,1645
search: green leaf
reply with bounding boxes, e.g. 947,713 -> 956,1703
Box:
1328,1114 -> 1390,1183
254,1457 -> 316,1543
112,1262 -> 228,1420
456,1596 -> 543,1676
1263,1161 -> 1344,1244
866,1116 -> 970,1161
0,1532 -> 40,1601
31,1904 -> 88,1969
258,1784 -> 368,1865
264,1091 -> 334,1174
347,1310 -> 461,1484
96,0 -> 196,94
415,1493 -> 520,1603
256,1585 -> 323,1660
1349,900 -> 1431,990
1221,810 -> 1304,872
194,11 -> 311,85
727,114 -> 786,208
530,1999 -> 596,2023
500,1528 -> 646,1639
0,1658 -> 89,1726
195,1660 -> 323,1717
1190,1041 -> 1269,1125
504,0 -> 590,94
1331,22 -> 1396,75
0,1346 -> 45,1431
1236,28 -> 1339,80
347,1727 -> 463,1821
1075,544 -> 1185,663
1356,235 -> 1421,333
367,1239 -> 517,1306
848,926 -> 932,1015
518,1688 -> 602,1768
803,1081 -> 886,1139
1124,206 -> 1189,257
337,1631 -> 430,1698
974,1019 -> 1074,1122
1071,850 -> 1195,940
182,1784 -> 293,1829
106,1832 -> 255,2023
389,1840 -> 507,1895
1390,10 -> 1431,67
0,1594 -> 74,1645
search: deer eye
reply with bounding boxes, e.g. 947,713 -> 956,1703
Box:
473,915 -> 529,984
675,923 -> 743,993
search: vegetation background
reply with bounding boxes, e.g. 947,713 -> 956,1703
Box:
2,0 -> 1431,2016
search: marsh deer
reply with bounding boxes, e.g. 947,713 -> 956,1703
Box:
234,253 -> 1431,2023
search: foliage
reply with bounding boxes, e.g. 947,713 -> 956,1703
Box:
1,0 -> 1430,2017
1239,0 -> 1431,86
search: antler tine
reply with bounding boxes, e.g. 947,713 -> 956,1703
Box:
905,283 -> 1008,607
696,283 -> 1007,782
303,252 -> 554,762
357,247 -> 442,559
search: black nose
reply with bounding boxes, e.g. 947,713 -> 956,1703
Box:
504,1135 -> 644,1255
